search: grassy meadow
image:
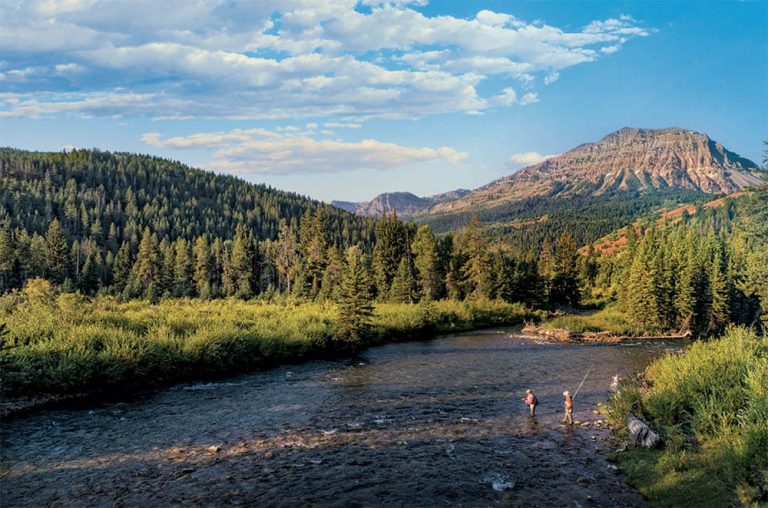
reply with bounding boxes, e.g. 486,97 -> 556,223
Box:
541,306 -> 644,336
0,284 -> 542,398
604,327 -> 768,506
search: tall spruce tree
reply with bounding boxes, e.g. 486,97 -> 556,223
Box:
390,256 -> 416,303
133,227 -> 161,302
338,246 -> 373,344
193,237 -> 213,298
372,213 -> 407,298
112,241 -> 133,294
458,215 -> 493,299
549,230 -> 580,307
45,219 -> 69,283
411,225 -> 442,301
173,238 -> 194,297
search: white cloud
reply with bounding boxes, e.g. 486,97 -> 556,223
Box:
143,127 -> 467,174
518,92 -> 539,105
0,2 -> 652,120
324,122 -> 363,129
507,151 -> 556,167
544,71 -> 559,85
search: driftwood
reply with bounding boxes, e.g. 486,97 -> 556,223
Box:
627,414 -> 662,448
521,322 -> 692,343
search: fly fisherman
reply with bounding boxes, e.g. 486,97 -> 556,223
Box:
562,390 -> 574,425
563,365 -> 592,426
522,388 -> 538,417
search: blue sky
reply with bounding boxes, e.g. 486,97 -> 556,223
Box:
1,0 -> 766,202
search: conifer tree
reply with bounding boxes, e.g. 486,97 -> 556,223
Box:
159,240 -> 175,297
275,220 -> 298,294
458,215 -> 492,299
411,225 -> 442,301
193,237 -> 213,299
708,249 -> 729,335
173,238 -> 194,297
492,252 -> 516,302
210,237 -> 225,297
319,246 -> 345,302
112,241 -> 133,293
338,246 -> 373,344
300,211 -> 328,298
390,256 -> 416,303
247,232 -> 261,296
45,219 -> 69,283
549,230 -> 580,307
133,227 -> 161,302
0,228 -> 17,293
77,254 -> 98,294
228,225 -> 253,298
626,234 -> 663,331
580,242 -> 599,287
444,258 -> 463,300
372,213 -> 407,298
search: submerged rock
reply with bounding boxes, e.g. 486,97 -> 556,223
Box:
482,472 -> 516,492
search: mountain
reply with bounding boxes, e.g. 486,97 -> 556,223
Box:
332,189 -> 470,219
403,127 -> 763,249
430,128 -> 763,214
429,127 -> 763,215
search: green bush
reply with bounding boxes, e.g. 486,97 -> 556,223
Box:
609,327 -> 768,506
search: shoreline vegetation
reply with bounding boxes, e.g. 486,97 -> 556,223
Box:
0,291 -> 544,416
523,306 -> 693,342
604,326 -> 768,506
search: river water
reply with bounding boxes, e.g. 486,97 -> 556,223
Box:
0,329 -> 684,507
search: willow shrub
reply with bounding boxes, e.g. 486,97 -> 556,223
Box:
0,295 -> 539,397
608,326 -> 768,506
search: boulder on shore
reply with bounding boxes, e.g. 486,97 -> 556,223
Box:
627,414 -> 662,448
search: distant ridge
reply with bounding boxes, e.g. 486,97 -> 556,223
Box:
332,189 -> 470,219
334,128 -> 763,221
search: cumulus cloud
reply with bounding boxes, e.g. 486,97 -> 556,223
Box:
507,151 -> 557,167
0,1 -> 652,120
143,127 -> 467,174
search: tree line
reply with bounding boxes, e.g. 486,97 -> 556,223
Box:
590,192 -> 768,335
0,210 -> 585,310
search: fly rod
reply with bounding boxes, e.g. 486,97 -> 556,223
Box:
572,364 -> 594,399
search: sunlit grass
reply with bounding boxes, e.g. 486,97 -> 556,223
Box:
542,306 -> 642,336
606,327 -> 768,506
0,293 -> 542,397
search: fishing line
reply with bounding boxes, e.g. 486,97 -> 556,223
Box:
572,364 -> 594,399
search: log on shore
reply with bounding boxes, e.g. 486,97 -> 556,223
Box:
521,322 -> 691,343
627,414 -> 662,448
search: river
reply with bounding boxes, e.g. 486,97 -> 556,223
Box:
0,329 -> 684,507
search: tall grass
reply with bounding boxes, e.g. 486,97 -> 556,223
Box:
606,327 -> 768,506
0,294 -> 541,398
542,306 -> 643,336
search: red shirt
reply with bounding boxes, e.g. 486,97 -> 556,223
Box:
526,393 -> 536,405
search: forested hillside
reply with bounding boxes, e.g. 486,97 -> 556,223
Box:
420,189 -> 706,250
0,148 -> 374,296
584,188 -> 768,334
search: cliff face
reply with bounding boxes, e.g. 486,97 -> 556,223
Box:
429,128 -> 764,213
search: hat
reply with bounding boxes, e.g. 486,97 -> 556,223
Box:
563,391 -> 570,396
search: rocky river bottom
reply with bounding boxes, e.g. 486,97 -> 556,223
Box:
0,329 -> 685,507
